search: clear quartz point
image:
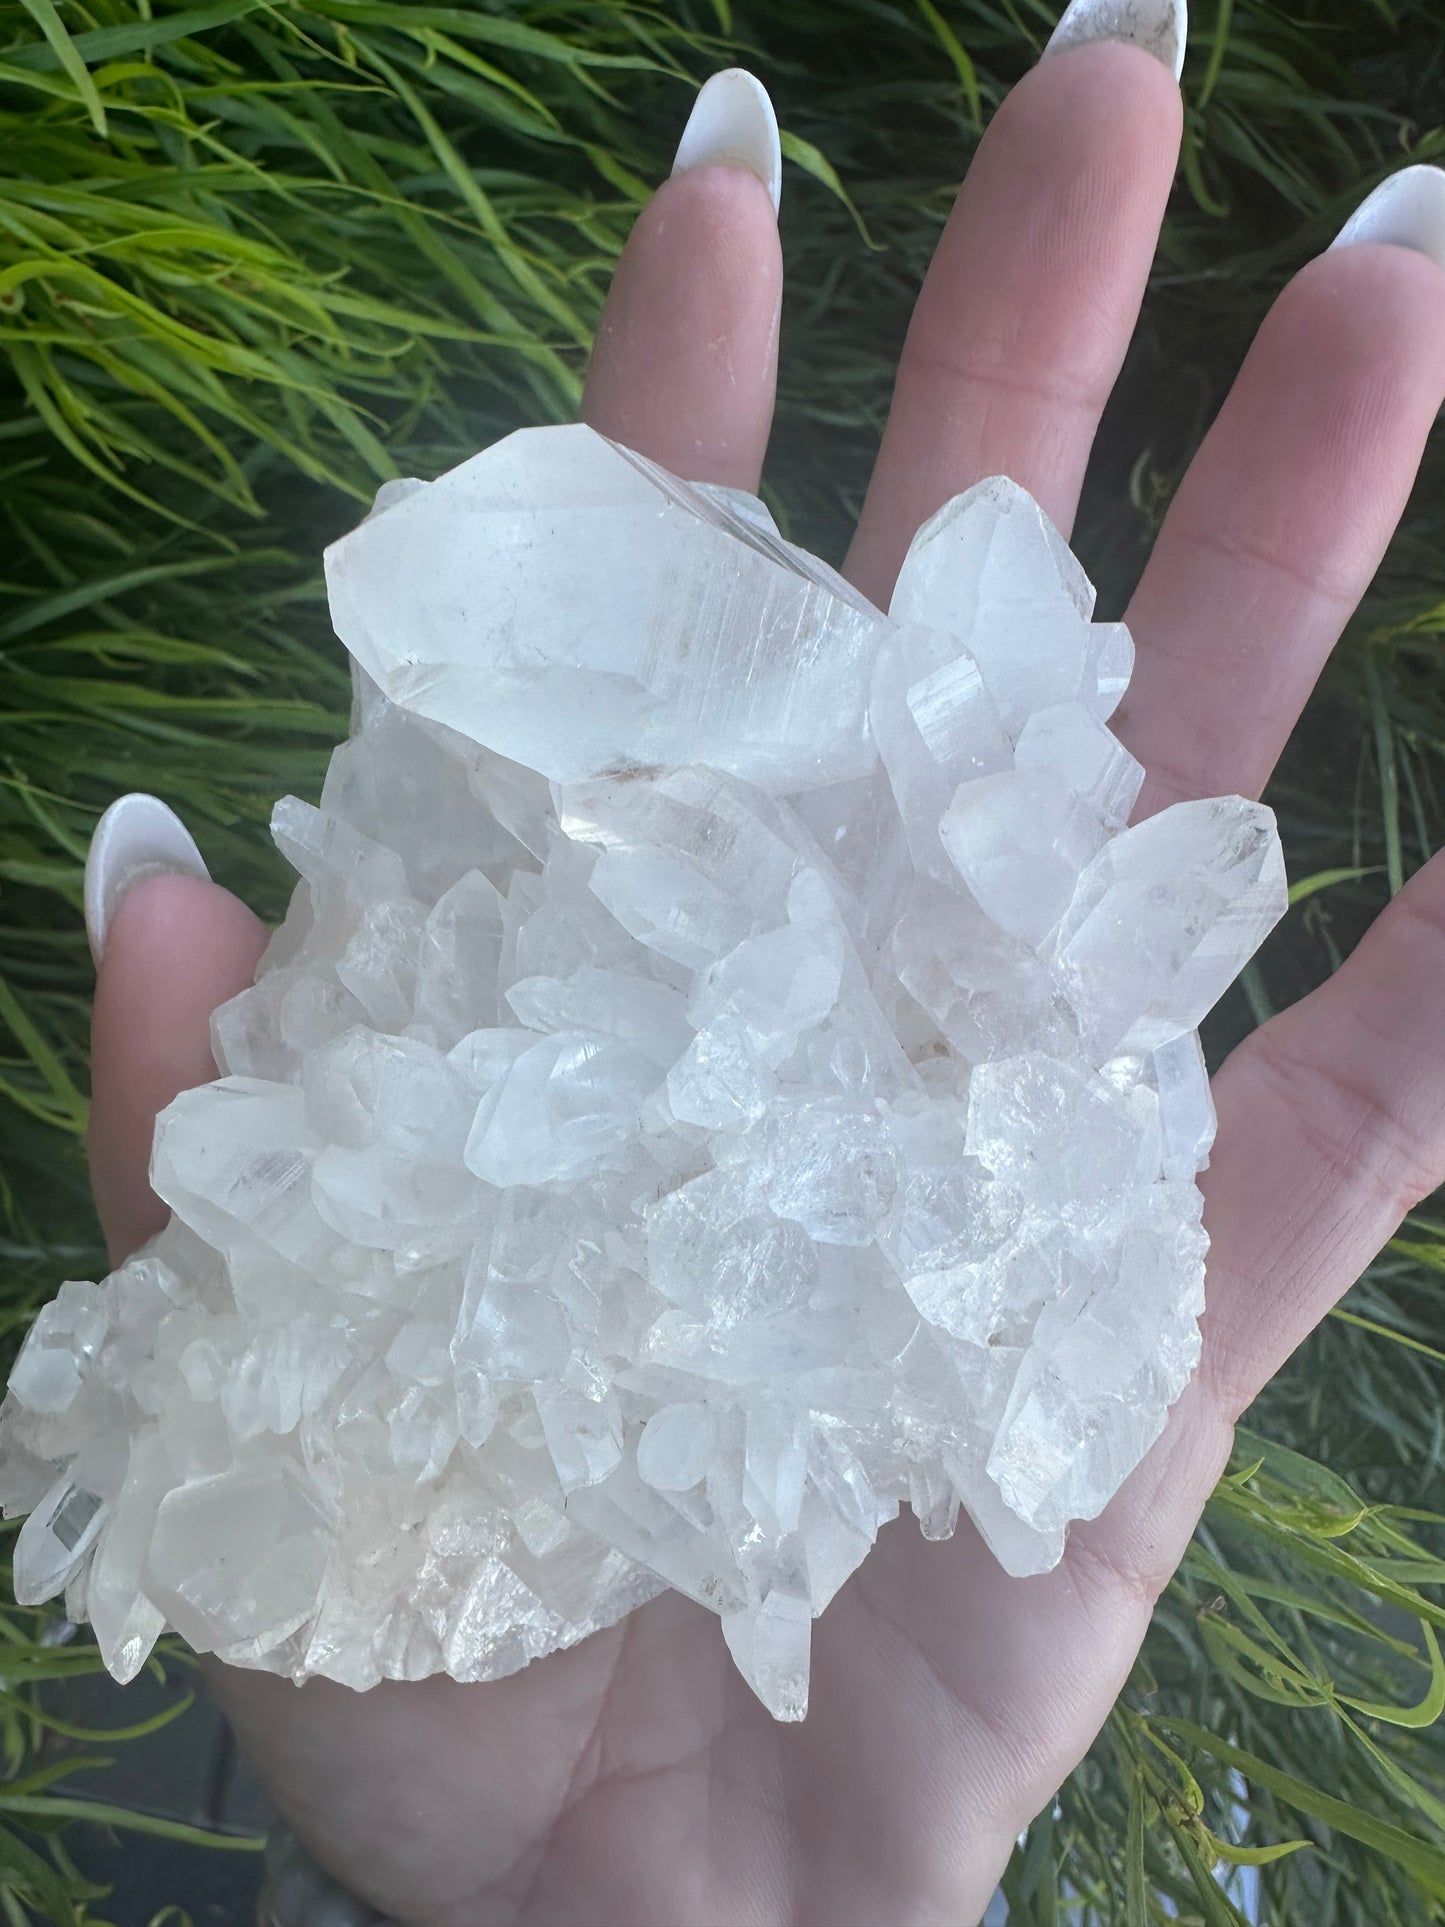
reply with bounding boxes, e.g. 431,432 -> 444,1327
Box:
0,428 -> 1286,1717
325,425 -> 886,794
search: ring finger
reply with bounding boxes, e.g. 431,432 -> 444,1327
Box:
1118,171 -> 1445,819
844,10 -> 1186,605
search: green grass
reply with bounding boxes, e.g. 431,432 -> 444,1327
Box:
1,1 -> 1444,1919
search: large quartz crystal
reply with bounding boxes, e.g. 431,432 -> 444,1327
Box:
0,428 -> 1287,1718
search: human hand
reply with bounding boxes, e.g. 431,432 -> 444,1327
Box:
83,5 -> 1445,1922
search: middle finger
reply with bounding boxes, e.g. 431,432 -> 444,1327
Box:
844,29 -> 1184,606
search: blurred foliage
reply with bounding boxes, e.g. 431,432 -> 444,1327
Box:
0,0 -> 1442,1918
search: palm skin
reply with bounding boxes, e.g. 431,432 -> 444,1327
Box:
86,38 -> 1445,1927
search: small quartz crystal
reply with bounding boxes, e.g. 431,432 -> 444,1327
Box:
0,427 -> 1287,1717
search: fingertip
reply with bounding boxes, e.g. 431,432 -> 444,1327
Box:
91,873 -> 268,1264
845,38 -> 1183,605
1221,242 -> 1445,561
672,68 -> 782,214
584,164 -> 783,492
637,159 -> 784,283
84,791 -> 209,969
1009,37 -> 1185,168
1121,229 -> 1445,819
1287,237 -> 1445,373
652,155 -> 783,242
103,870 -> 268,979
1044,0 -> 1187,84
1331,163 -> 1445,273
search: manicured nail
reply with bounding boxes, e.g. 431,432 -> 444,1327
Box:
84,793 -> 209,967
1044,0 -> 1187,82
671,68 -> 782,216
1332,164 -> 1445,272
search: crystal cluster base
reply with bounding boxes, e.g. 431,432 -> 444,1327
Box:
0,428 -> 1286,1718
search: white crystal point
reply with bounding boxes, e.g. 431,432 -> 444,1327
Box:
636,1403 -> 715,1491
1051,796 -> 1288,1059
889,477 -> 1097,728
1152,1031 -> 1217,1180
870,625 -> 1012,879
13,1477 -> 108,1607
9,1281 -> 108,1416
722,1588 -> 813,1721
325,424 -> 887,793
145,1462 -> 332,1663
0,435 -> 1287,1722
941,767 -> 1109,949
464,1031 -> 658,1186
89,1436 -> 168,1683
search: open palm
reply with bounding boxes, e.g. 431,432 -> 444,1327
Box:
83,21 -> 1445,1927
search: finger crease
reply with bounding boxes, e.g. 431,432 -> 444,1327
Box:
1239,1029 -> 1443,1227
1162,516 -> 1362,613
893,342 -> 1106,425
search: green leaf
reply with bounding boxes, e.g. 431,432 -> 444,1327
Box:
0,975 -> 86,1134
1171,1822 -> 1252,1926
1232,1426 -> 1370,1524
5,2 -> 265,70
0,559 -> 249,645
1329,1306 -> 1445,1366
1366,652 -> 1405,895
1210,1835 -> 1312,1868
0,1798 -> 262,1851
15,0 -> 107,138
1199,1615 -> 1332,1710
0,1820 -> 79,1922
1287,864 -> 1381,905
1195,0 -> 1236,111
0,1757 -> 112,1800
1125,1770 -> 1149,1927
1159,1721 -> 1445,1895
5,1692 -> 194,1748
778,131 -> 876,246
916,0 -> 983,126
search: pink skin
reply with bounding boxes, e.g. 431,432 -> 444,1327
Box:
86,43 -> 1445,1927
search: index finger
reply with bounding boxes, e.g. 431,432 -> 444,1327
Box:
582,69 -> 784,492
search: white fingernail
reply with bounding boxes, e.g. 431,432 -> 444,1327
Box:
671,68 -> 782,216
84,793 -> 209,967
1044,0 -> 1187,82
1332,164 -> 1445,272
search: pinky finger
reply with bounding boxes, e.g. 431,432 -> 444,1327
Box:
1198,853 -> 1445,1422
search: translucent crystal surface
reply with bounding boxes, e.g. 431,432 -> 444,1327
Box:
0,428 -> 1287,1719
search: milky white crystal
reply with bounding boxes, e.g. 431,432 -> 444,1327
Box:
0,428 -> 1287,1719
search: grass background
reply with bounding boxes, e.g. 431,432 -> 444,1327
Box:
0,0 -> 1444,1920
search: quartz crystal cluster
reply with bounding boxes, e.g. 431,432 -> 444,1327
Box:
0,428 -> 1287,1718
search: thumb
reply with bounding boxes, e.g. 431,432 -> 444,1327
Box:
86,797 -> 267,1266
